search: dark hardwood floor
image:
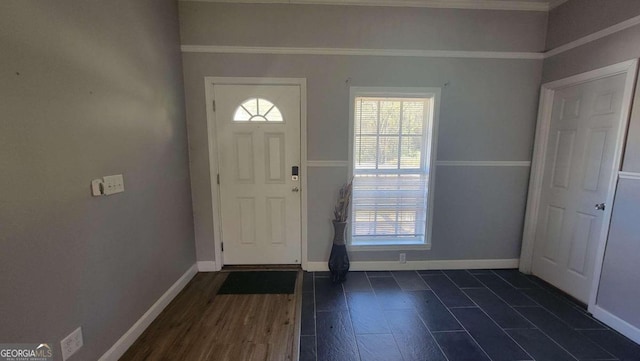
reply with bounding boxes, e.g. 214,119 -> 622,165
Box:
301,270 -> 640,361
121,271 -> 301,361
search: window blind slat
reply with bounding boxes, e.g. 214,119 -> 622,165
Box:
352,96 -> 431,245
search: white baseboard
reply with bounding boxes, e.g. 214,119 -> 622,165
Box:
197,261 -> 218,272
591,305 -> 640,344
305,258 -> 519,272
98,264 -> 198,361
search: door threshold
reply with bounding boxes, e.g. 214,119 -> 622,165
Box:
222,264 -> 302,272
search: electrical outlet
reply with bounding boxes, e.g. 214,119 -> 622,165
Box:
61,327 -> 83,361
399,253 -> 406,264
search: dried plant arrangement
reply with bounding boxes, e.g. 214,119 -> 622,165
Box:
333,178 -> 353,222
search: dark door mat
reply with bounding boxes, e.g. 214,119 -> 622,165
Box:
218,271 -> 298,294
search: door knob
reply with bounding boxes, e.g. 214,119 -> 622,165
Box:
595,203 -> 606,211
292,187 -> 300,192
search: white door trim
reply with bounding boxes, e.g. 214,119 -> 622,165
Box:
204,77 -> 308,270
518,59 -> 638,311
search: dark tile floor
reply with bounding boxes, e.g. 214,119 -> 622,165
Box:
300,269 -> 640,361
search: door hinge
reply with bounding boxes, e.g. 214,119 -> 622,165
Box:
221,242 -> 224,252
212,100 -> 216,112
217,173 -> 220,185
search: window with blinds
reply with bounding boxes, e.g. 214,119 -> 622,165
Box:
351,93 -> 435,246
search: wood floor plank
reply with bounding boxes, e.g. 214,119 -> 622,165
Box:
121,271 -> 300,361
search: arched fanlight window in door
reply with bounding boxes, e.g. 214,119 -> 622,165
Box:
233,98 -> 284,122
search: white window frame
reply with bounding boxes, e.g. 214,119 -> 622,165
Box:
348,87 -> 440,251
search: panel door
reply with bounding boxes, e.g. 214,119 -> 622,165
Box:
214,84 -> 301,265
532,73 -> 627,302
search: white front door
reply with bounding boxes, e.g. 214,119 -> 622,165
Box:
532,73 -> 627,302
214,84 -> 301,265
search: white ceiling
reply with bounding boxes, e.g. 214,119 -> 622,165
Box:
181,0 -> 570,11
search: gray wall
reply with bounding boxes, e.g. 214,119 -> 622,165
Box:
180,3 -> 547,51
542,0 -> 640,82
597,179 -> 640,329
0,1 -> 195,360
546,0 -> 640,50
181,2 -> 546,264
544,0 -> 640,329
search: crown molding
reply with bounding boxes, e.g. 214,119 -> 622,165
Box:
181,45 -> 544,59
548,0 -> 568,10
179,0 -> 551,11
545,13 -> 640,58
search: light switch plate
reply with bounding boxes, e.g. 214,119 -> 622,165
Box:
91,179 -> 103,196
